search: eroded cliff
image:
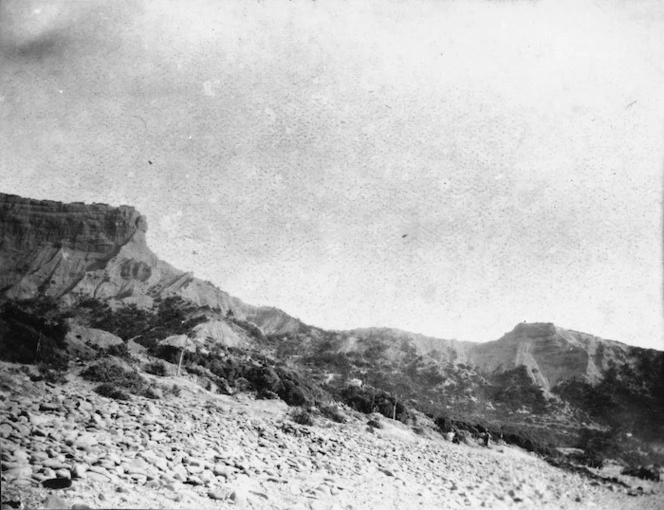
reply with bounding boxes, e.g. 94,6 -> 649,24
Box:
0,193 -> 302,336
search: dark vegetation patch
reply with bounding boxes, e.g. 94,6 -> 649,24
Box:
621,465 -> 661,482
81,359 -> 158,400
86,296 -> 207,347
553,357 -> 664,443
144,360 -> 169,376
553,356 -> 664,467
317,403 -> 346,423
97,342 -> 132,360
486,365 -> 550,414
0,298 -> 69,377
434,414 -> 556,456
148,341 -> 327,408
330,385 -> 408,422
289,407 -> 313,426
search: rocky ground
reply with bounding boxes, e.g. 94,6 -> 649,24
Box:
1,362 -> 662,510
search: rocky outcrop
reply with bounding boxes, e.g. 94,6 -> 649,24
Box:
338,323 -> 647,390
0,193 -> 302,336
0,194 -> 146,299
467,323 -> 633,390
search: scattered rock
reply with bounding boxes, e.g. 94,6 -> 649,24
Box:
43,495 -> 68,509
42,478 -> 72,489
208,489 -> 225,500
3,466 -> 32,480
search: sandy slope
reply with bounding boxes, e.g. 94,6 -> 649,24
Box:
1,362 -> 661,510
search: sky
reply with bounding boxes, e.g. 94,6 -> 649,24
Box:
1,0 -> 663,350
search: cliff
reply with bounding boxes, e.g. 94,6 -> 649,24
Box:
467,323 -> 634,390
338,322 -> 649,391
0,193 -> 303,336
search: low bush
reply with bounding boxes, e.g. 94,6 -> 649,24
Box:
95,383 -> 131,400
145,360 -> 169,376
290,407 -> 313,426
82,359 -> 154,399
621,465 -> 661,481
318,403 -> 346,423
257,388 -> 279,400
338,385 -> 407,422
0,302 -> 70,370
169,383 -> 182,397
101,343 -> 131,359
36,363 -> 68,385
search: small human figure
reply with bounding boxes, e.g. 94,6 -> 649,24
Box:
483,432 -> 491,447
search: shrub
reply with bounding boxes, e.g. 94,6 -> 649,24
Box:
36,364 -> 68,385
279,379 -> 309,406
234,377 -> 252,392
290,407 -> 313,426
621,465 -> 661,481
339,385 -> 407,421
95,383 -> 130,400
257,388 -> 279,400
82,360 -> 154,399
247,366 -> 281,394
0,302 -> 70,369
145,361 -> 169,376
102,343 -> 131,359
318,403 -> 346,423
435,415 -> 454,433
142,385 -> 162,399
169,384 -> 182,397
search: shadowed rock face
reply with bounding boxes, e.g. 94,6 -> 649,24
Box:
0,193 -> 302,335
0,194 -> 146,298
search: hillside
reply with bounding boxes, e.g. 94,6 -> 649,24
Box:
1,193 -> 663,508
1,362 -> 662,510
0,193 -> 304,337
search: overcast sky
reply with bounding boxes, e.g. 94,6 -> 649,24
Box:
1,0 -> 662,349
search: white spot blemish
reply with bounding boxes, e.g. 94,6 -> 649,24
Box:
203,80 -> 220,97
264,106 -> 276,125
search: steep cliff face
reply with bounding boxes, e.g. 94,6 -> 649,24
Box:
0,194 -> 146,299
0,193 -> 301,336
